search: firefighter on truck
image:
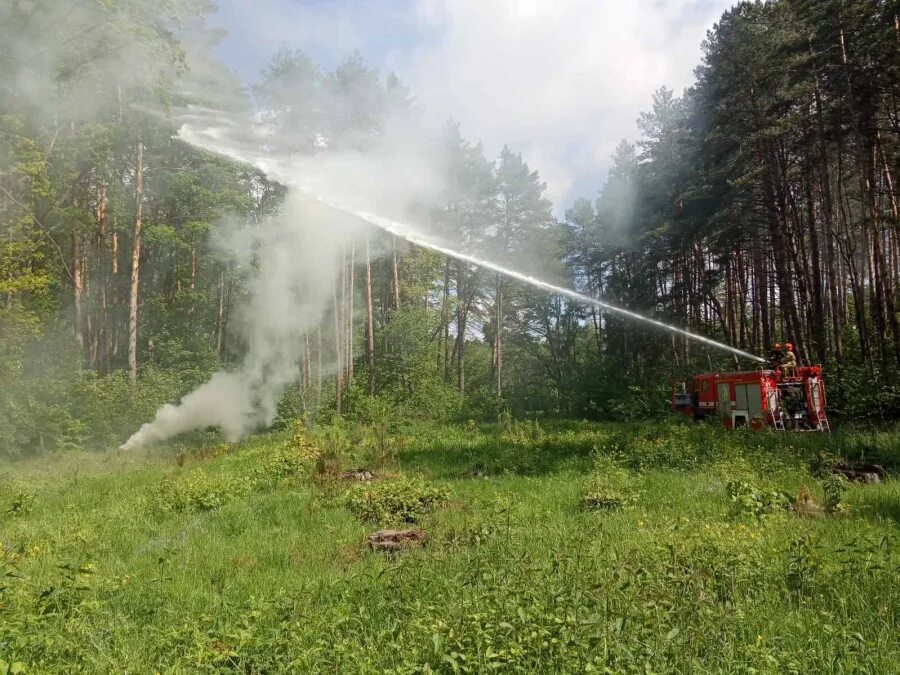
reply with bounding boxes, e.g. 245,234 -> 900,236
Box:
780,342 -> 797,376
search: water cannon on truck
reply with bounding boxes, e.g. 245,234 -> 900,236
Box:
671,343 -> 829,431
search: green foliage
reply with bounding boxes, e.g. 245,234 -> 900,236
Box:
785,534 -> 819,598
250,444 -> 315,485
153,470 -> 251,512
312,423 -> 348,476
0,365 -> 204,457
153,436 -> 315,512
582,455 -> 636,511
5,490 -> 35,517
823,474 -> 848,515
501,418 -> 545,446
345,475 -> 449,525
0,422 -> 898,672
726,480 -> 789,521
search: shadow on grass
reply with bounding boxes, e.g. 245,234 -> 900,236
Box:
852,486 -> 900,524
397,421 -> 844,480
400,434 -> 599,479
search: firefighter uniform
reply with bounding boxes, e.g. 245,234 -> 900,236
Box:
781,349 -> 797,376
767,343 -> 783,370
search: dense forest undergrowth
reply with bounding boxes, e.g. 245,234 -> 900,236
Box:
1,420 -> 898,672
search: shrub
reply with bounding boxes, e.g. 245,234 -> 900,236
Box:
6,490 -> 35,517
284,421 -> 321,469
726,480 -> 788,521
502,419 -> 544,445
250,447 -> 315,485
785,534 -> 819,598
822,474 -> 848,514
582,456 -> 636,511
356,398 -> 399,469
153,470 -> 249,512
345,476 -> 448,525
248,424 -> 319,484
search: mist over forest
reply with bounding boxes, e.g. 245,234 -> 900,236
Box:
2,0 -> 900,452
3,2 -> 900,673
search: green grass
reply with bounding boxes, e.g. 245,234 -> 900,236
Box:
1,421 -> 898,673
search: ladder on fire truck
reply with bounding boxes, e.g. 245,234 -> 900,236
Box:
769,409 -> 785,431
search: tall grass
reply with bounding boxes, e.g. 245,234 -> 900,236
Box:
0,421 -> 897,672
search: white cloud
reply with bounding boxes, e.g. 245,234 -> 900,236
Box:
387,0 -> 733,207
213,0 -> 734,209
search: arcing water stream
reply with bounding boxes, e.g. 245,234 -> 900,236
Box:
315,197 -> 765,363
178,109 -> 765,365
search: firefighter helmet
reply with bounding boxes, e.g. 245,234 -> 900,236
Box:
785,342 -> 793,350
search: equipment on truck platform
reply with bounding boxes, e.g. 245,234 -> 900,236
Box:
672,344 -> 829,431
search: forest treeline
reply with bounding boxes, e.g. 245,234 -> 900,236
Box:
2,0 -> 899,455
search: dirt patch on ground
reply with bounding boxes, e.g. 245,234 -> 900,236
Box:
368,529 -> 426,553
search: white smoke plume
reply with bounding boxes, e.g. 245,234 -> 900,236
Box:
122,93 -> 453,450
121,194 -> 363,450
123,99 -> 763,450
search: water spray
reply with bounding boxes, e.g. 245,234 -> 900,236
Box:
177,110 -> 764,365
121,108 -> 764,452
306,196 -> 764,364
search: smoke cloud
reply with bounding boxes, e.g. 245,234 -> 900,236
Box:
124,94 -> 762,449
122,78 -> 454,450
122,193 -> 363,449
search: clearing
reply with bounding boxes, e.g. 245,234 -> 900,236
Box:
1,421 -> 898,673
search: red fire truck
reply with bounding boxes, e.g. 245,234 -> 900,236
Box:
672,365 -> 829,431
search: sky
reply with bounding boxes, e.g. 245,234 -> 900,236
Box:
209,0 -> 735,213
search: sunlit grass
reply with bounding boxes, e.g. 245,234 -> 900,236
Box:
1,421 -> 897,672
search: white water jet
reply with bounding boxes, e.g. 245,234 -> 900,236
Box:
177,109 -> 765,365
122,106 -> 763,451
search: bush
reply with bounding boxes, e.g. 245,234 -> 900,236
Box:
259,421 -> 319,479
726,480 -> 788,521
502,418 -> 544,446
153,470 -> 250,512
785,534 -> 819,598
152,432 -> 317,512
250,446 -> 316,486
822,474 -> 848,514
6,490 -> 35,517
355,398 -> 399,469
345,476 -> 448,525
582,455 -> 636,511
0,365 -> 199,457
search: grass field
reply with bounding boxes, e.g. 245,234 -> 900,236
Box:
1,420 -> 898,673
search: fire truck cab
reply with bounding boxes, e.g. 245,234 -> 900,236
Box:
672,366 -> 829,431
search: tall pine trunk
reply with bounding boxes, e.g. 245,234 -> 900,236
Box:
494,274 -> 503,397
391,238 -> 401,311
332,276 -> 343,414
96,182 -> 110,375
347,243 -> 355,386
72,229 -> 84,355
365,237 -> 376,396
216,269 -> 227,358
441,258 -> 451,380
128,141 -> 144,383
